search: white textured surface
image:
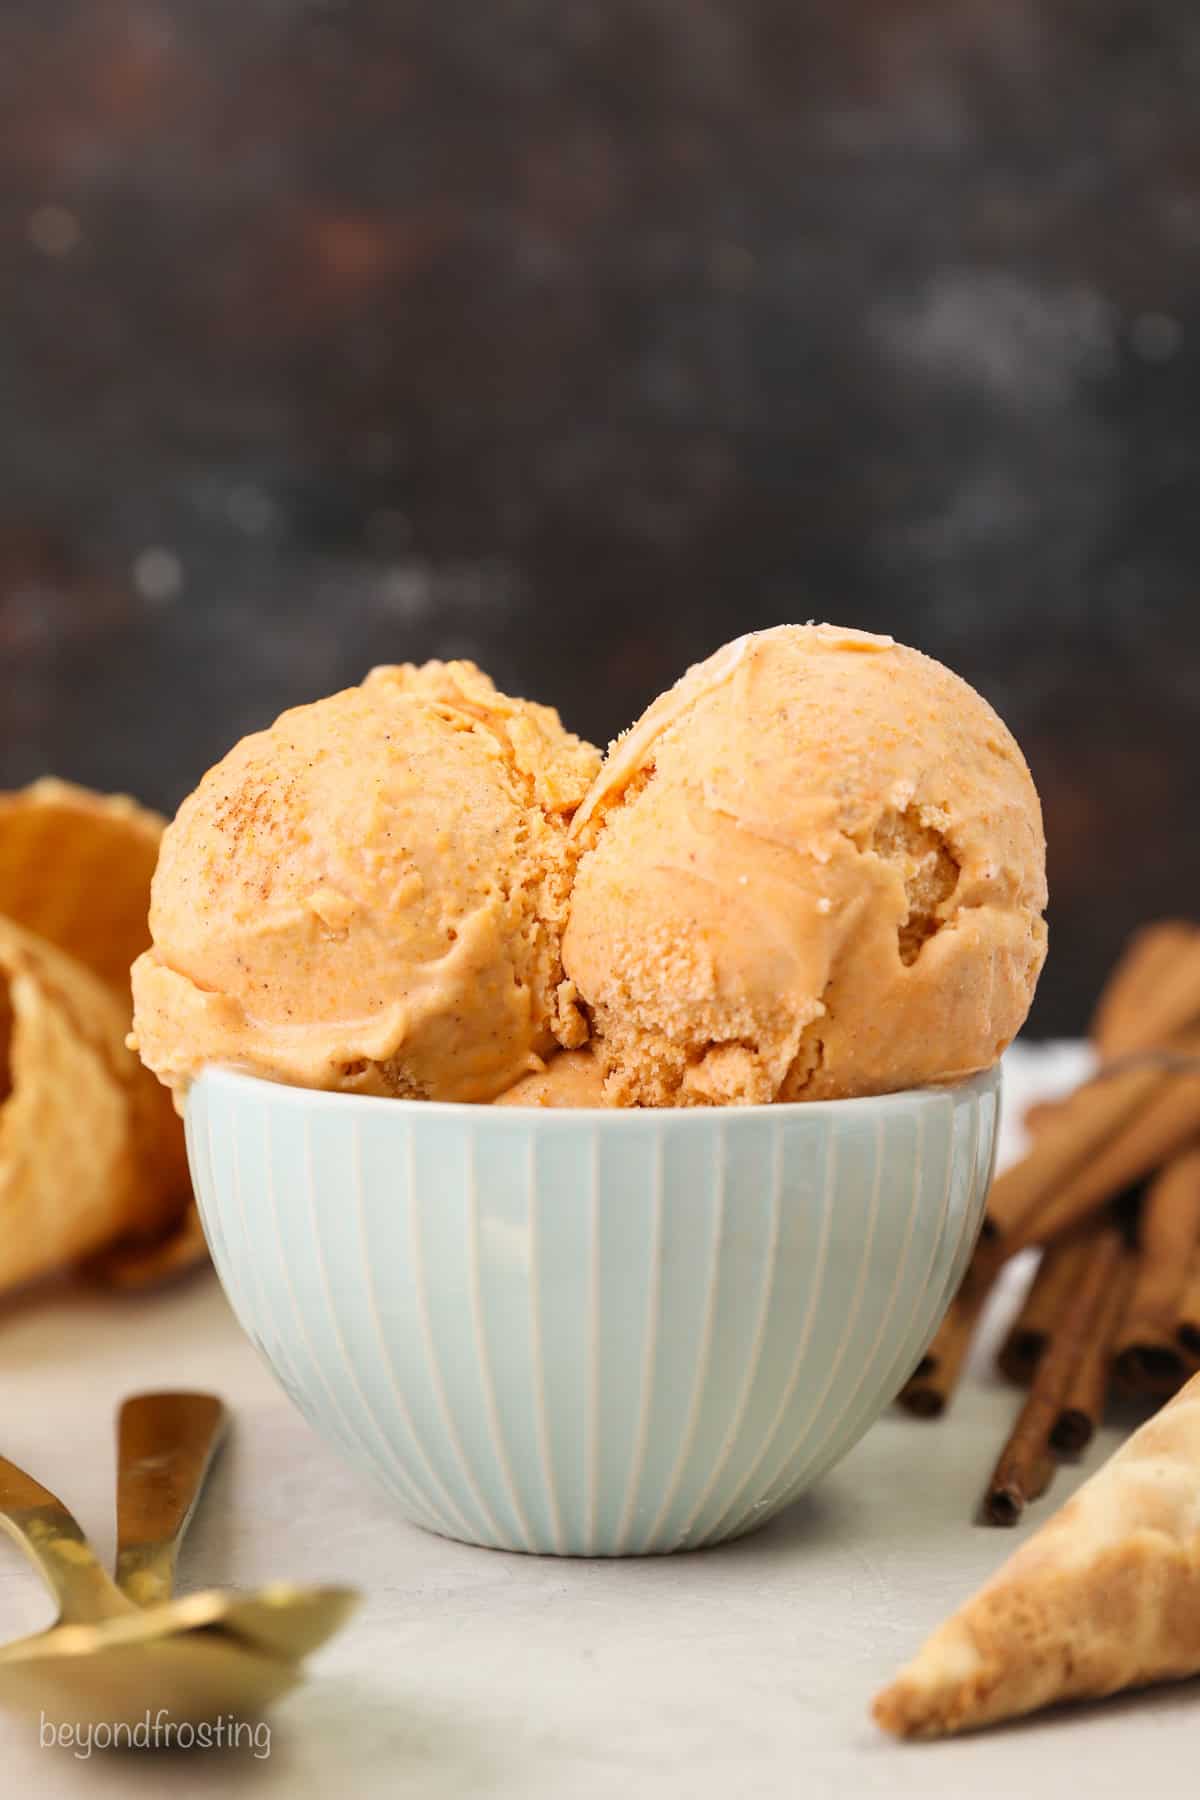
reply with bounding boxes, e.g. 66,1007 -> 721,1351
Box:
7,1040 -> 1193,1800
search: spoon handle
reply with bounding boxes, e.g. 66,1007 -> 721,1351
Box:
115,1392 -> 228,1609
0,1455 -> 130,1624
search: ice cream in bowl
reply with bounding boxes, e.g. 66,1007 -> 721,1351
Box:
132,627 -> 1046,1554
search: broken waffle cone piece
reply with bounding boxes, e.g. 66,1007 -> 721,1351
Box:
0,778 -> 164,996
0,778 -> 198,1285
83,1199 -> 207,1289
873,1369 -> 1200,1738
1177,1243 -> 1200,1362
0,918 -> 180,1293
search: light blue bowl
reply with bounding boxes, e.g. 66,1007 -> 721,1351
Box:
186,1066 -> 998,1555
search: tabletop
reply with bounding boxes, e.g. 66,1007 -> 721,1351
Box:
6,1040 -> 1194,1800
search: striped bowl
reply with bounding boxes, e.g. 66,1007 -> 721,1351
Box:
186,1065 -> 998,1555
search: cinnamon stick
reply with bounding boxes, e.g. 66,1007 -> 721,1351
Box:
1050,1251 -> 1136,1453
996,1237 -> 1095,1386
1176,1241 -> 1200,1361
1007,1064 -> 1200,1253
1021,1097 -> 1066,1138
982,1227 -> 1124,1525
1112,1149 -> 1200,1396
897,1247 -> 1003,1419
985,1060 -> 1166,1243
1091,920 -> 1200,1057
985,1447 -> 1057,1528
1027,1446 -> 1056,1502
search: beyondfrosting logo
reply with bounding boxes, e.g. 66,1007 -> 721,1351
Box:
40,1710 -> 271,1759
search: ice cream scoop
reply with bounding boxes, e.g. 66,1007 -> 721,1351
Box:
493,1047 -> 609,1107
563,624 -> 1046,1106
132,663 -> 600,1106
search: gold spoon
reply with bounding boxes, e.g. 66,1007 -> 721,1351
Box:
0,1393 -> 359,1732
114,1391 -> 358,1660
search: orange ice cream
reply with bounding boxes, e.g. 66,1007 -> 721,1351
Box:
131,662 -> 600,1104
563,624 -> 1047,1106
493,1048 -> 609,1108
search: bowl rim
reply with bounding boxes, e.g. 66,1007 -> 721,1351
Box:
189,1061 -> 1001,1127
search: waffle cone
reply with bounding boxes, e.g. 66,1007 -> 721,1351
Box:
0,780 -> 204,1289
874,1371 -> 1200,1737
85,1199 -> 207,1289
0,778 -> 163,994
0,919 -> 180,1292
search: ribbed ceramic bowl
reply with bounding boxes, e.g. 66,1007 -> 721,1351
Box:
186,1065 -> 998,1556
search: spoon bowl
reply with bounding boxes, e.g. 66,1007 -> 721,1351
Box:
0,1393 -> 360,1733
0,1617 -> 301,1732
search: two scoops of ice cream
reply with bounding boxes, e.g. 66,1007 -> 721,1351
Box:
131,625 -> 1048,1110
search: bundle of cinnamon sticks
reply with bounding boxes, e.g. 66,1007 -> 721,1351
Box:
897,919 -> 1200,1525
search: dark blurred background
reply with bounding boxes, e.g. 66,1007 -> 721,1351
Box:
0,0 -> 1197,1034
